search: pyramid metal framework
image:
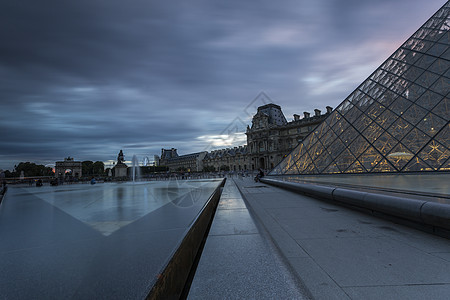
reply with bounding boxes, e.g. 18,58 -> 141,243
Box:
270,2 -> 450,175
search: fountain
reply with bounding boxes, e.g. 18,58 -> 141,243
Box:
131,155 -> 141,183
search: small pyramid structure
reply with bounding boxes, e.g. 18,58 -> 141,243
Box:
270,1 -> 450,175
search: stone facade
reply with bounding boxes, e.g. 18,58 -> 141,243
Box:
161,103 -> 332,172
159,148 -> 207,172
55,157 -> 82,178
246,104 -> 332,170
203,145 -> 250,172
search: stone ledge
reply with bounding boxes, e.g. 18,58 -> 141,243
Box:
146,179 -> 225,300
0,186 -> 7,205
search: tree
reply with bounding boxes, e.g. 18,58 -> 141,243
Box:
13,162 -> 53,177
82,161 -> 94,175
203,165 -> 215,172
219,165 -> 230,171
92,161 -> 105,175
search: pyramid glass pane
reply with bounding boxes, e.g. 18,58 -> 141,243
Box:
416,112 -> 447,136
426,41 -> 448,56
387,117 -> 413,141
386,142 -> 414,170
307,140 -> 324,162
334,148 -> 357,173
402,103 -> 429,126
327,137 -> 347,160
436,124 -> 450,148
439,156 -> 450,171
270,2 -> 450,176
429,58 -> 450,75
387,96 -> 413,116
371,159 -> 398,173
323,163 -> 341,174
416,90 -> 444,110
401,65 -> 425,83
345,160 -> 367,173
352,112 -> 374,133
402,127 -> 431,154
430,76 -> 449,96
348,135 -> 370,159
403,157 -> 432,172
418,140 -> 449,170
440,32 -> 450,46
373,131 -> 397,156
314,150 -> 334,173
376,108 -> 398,130
431,97 -> 449,121
415,71 -> 440,88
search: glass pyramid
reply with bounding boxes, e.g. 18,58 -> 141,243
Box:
270,1 -> 450,175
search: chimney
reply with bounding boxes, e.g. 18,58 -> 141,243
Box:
326,106 -> 333,114
314,109 -> 321,117
293,114 -> 300,121
303,111 -> 310,119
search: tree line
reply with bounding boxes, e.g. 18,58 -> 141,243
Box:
1,161 -> 172,178
1,161 -> 106,178
2,162 -> 54,178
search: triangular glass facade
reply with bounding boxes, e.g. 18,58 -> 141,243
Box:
270,2 -> 450,175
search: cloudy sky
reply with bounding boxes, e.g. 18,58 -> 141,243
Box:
0,0 -> 445,170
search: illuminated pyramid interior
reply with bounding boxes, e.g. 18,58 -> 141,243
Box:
270,1 -> 450,175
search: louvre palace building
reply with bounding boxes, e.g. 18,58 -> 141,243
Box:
159,104 -> 332,172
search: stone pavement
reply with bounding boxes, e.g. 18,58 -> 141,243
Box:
188,178 -> 308,299
233,177 -> 450,300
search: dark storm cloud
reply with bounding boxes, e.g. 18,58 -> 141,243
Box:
0,0 -> 445,170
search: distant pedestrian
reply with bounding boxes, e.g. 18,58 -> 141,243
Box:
255,169 -> 265,182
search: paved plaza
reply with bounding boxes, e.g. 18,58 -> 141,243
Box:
222,177 -> 450,299
2,176 -> 450,299
189,178 -> 307,299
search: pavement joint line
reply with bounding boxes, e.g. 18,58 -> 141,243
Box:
188,178 -> 310,299
233,178 -> 346,296
341,283 -> 450,288
238,194 -> 303,251
208,233 -> 260,237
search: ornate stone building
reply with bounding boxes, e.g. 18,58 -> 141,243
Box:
247,104 -> 332,170
159,148 -> 207,172
203,145 -> 250,172
159,103 -> 332,172
202,103 -> 332,172
55,157 -> 82,178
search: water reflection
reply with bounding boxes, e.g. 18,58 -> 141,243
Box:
33,179 -> 223,236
